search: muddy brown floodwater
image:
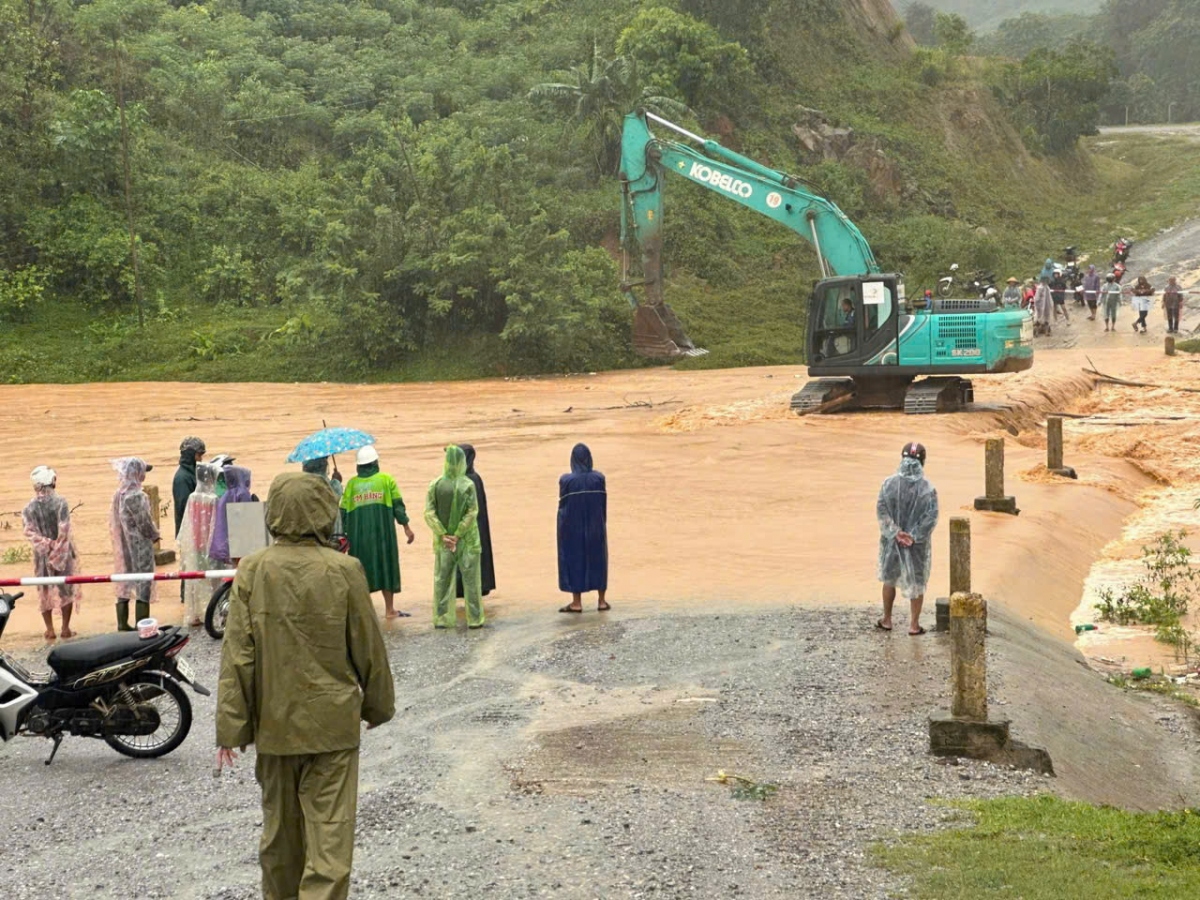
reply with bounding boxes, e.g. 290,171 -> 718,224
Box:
0,343 -> 1184,655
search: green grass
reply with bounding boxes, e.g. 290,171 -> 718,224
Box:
1177,338 -> 1200,354
878,795 -> 1200,898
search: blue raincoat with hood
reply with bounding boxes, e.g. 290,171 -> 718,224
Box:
557,444 -> 608,593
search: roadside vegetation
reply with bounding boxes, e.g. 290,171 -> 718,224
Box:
879,795 -> 1200,898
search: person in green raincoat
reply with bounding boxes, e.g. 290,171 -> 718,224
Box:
424,445 -> 484,629
216,473 -> 395,900
340,445 -> 415,618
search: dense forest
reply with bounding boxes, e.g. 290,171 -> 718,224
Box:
906,0 -> 1200,125
0,0 -> 1168,382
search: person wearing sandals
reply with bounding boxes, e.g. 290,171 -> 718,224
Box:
875,443 -> 939,636
557,443 -> 609,613
22,466 -> 81,641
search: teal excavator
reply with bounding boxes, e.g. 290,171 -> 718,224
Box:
618,110 -> 1033,413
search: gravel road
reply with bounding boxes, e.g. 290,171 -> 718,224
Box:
0,608 -> 1049,899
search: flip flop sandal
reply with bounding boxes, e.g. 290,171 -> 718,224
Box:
597,603 -> 611,612
874,620 -> 892,632
558,605 -> 583,614
909,626 -> 927,636
386,611 -> 412,619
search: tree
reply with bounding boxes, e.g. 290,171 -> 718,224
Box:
997,40 -> 1117,154
903,1 -> 936,46
615,7 -> 751,111
528,44 -> 691,176
933,12 -> 974,55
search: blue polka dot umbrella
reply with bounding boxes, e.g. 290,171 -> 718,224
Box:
286,427 -> 376,464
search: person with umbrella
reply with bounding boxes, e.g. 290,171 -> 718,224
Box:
340,445 -> 415,618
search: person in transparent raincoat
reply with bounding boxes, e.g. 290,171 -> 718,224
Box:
424,445 -> 484,629
876,442 -> 939,636
178,462 -> 221,626
22,466 -> 81,641
109,457 -> 159,632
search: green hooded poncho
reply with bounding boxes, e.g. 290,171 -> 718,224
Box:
424,445 -> 484,628
217,472 -> 395,754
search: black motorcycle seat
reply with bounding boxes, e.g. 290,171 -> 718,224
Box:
47,628 -> 178,678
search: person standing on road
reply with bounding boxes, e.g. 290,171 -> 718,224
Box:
1163,276 -> 1185,334
1002,277 -> 1022,308
557,443 -> 609,614
209,465 -> 258,566
425,445 -> 484,629
109,457 -> 158,632
22,466 -> 80,641
340,445 -> 415,619
875,443 -> 939,637
1132,275 -> 1154,333
1082,265 -> 1101,320
216,473 -> 395,900
302,456 -> 344,534
173,436 -> 206,603
456,444 -> 496,601
173,437 -> 206,536
178,462 -> 221,627
1050,268 -> 1070,323
1032,279 -> 1053,335
1101,273 -> 1123,331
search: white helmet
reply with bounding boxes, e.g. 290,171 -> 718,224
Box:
356,445 -> 379,465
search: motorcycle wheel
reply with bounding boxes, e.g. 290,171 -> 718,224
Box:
937,281 -> 952,298
104,672 -> 192,759
205,581 -> 232,640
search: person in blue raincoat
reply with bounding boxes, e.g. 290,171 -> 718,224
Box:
557,443 -> 609,613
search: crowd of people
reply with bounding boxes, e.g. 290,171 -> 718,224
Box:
16,436 -> 611,641
1000,262 -> 1188,338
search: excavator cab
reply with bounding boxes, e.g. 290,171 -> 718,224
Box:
808,275 -> 903,369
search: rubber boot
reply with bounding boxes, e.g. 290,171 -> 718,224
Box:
135,600 -> 150,626
116,601 -> 133,632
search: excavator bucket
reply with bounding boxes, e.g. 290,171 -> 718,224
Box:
632,303 -> 708,359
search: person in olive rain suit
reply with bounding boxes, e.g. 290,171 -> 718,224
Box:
455,444 -> 496,599
216,473 -> 395,900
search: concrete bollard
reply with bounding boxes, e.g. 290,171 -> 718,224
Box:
950,592 -> 988,720
144,484 -> 177,566
1046,416 -> 1077,479
1166,336 -> 1176,356
935,518 -> 972,633
973,438 -> 1019,515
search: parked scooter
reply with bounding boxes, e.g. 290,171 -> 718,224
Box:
0,591 -> 208,764
937,263 -> 960,298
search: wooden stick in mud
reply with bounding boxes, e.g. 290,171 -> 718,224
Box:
794,393 -> 857,416
1082,364 -> 1200,393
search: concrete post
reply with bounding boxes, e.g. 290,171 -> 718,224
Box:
950,592 -> 988,720
949,518 -> 971,595
974,438 -> 1019,515
143,484 -> 176,566
1047,416 -> 1063,471
984,438 -> 1004,499
1166,336 -> 1176,356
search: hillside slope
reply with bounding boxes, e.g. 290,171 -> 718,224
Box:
0,0 -> 1151,382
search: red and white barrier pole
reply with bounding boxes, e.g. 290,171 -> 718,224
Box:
0,570 -> 237,588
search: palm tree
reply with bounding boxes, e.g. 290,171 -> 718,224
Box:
529,43 -> 692,175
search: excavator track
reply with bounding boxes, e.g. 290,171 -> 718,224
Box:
902,377 -> 974,415
789,378 -> 858,414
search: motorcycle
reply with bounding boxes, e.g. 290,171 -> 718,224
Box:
1112,260 -> 1128,283
204,533 -> 350,640
1113,237 -> 1133,264
936,263 -> 960,298
966,269 -> 996,299
0,591 -> 209,764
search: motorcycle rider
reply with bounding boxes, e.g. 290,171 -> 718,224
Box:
216,473 -> 394,900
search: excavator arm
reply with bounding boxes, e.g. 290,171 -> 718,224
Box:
619,110 -> 879,357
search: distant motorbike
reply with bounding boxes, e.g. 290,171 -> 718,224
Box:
1112,260 -> 1128,283
937,263 -> 960,298
0,591 -> 208,764
1113,237 -> 1133,264
966,269 -> 997,300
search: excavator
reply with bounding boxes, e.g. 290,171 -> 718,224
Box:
618,110 -> 1034,414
